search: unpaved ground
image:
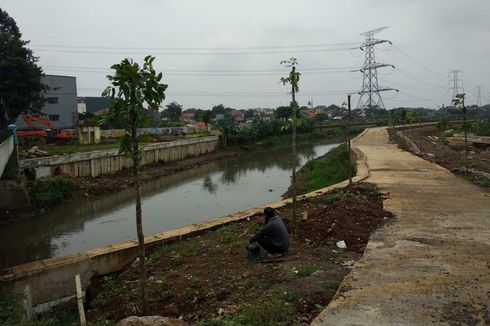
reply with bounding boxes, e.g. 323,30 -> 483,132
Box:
401,127 -> 490,174
314,127 -> 490,325
79,184 -> 392,325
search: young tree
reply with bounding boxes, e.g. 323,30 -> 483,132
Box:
280,57 -> 301,219
163,101 -> 183,121
453,93 -> 472,172
406,111 -> 414,137
0,8 -> 45,130
103,56 -> 167,314
200,110 -> 213,135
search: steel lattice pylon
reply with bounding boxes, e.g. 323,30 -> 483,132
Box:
357,27 -> 397,110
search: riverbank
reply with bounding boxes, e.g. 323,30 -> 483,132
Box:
0,183 -> 393,325
284,144 -> 353,198
0,131 -> 343,226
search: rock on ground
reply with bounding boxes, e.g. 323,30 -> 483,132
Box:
118,316 -> 189,326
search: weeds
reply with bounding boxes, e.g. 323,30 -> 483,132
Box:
275,289 -> 300,302
31,176 -> 75,208
90,276 -> 127,307
217,224 -> 239,245
300,144 -> 354,193
294,265 -> 317,277
324,281 -> 340,290
231,299 -> 297,325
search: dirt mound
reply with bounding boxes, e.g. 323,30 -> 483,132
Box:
284,185 -> 392,251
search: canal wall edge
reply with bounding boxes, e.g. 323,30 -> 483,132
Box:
19,136 -> 219,179
0,134 -> 370,309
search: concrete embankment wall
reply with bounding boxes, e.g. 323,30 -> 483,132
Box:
19,136 -> 219,179
0,135 -> 14,178
0,135 -> 370,310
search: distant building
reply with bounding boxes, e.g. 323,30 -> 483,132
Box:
179,112 -> 196,123
79,96 -> 110,113
15,74 -> 77,129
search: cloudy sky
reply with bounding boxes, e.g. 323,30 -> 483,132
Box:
3,0 -> 490,110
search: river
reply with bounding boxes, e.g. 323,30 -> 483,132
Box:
0,142 -> 339,268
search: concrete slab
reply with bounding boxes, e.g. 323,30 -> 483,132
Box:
313,127 -> 490,325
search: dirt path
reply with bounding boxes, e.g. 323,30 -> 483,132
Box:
313,127 -> 490,325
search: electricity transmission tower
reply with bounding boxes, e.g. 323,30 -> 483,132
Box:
356,26 -> 397,111
475,85 -> 484,106
448,70 -> 464,105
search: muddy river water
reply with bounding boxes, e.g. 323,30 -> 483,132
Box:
0,142 -> 339,267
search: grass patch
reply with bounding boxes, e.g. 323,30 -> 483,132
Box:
30,176 -> 75,208
301,144 -> 353,193
212,299 -> 297,326
460,172 -> 490,188
294,265 -> 318,277
90,276 -> 128,307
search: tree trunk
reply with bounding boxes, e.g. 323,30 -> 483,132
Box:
291,86 -> 297,219
132,124 -> 149,315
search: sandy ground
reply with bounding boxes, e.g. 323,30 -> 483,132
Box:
313,127 -> 490,325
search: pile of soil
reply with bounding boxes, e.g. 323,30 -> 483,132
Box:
286,185 -> 392,252
80,183 -> 392,325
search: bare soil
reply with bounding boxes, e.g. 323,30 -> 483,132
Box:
84,183 -> 393,325
389,126 -> 490,189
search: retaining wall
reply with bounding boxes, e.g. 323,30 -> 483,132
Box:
19,136 -> 219,179
0,135 -> 14,178
0,135 -> 370,310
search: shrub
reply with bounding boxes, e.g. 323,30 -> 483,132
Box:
31,176 -> 75,208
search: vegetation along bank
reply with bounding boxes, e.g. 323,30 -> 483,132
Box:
0,183 -> 393,325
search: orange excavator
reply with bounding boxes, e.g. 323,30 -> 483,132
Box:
17,114 -> 73,143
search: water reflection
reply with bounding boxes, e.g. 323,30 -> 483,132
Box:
0,142 -> 338,267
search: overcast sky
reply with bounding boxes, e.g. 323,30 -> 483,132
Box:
3,0 -> 490,110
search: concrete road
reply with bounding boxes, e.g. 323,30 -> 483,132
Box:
313,128 -> 490,325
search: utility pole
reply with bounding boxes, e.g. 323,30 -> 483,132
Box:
356,27 -> 397,111
475,85 -> 484,107
448,70 -> 464,105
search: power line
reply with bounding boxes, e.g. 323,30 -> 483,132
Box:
32,45 -> 357,56
32,42 -> 361,51
77,87 -> 356,97
42,64 -> 358,76
378,78 -> 446,90
392,44 -> 446,78
395,68 -> 445,88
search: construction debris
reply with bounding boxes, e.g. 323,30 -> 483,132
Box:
20,146 -> 49,159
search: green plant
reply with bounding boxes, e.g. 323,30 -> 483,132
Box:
280,57 -> 301,219
190,276 -> 201,288
91,276 -> 127,307
183,287 -> 195,300
0,292 -> 21,326
231,299 -> 297,325
31,176 -> 75,208
301,144 -> 352,193
276,289 -> 299,302
169,252 -> 182,266
324,281 -> 340,290
294,265 -> 317,277
217,224 -> 239,244
103,55 -> 167,314
473,119 -> 490,136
